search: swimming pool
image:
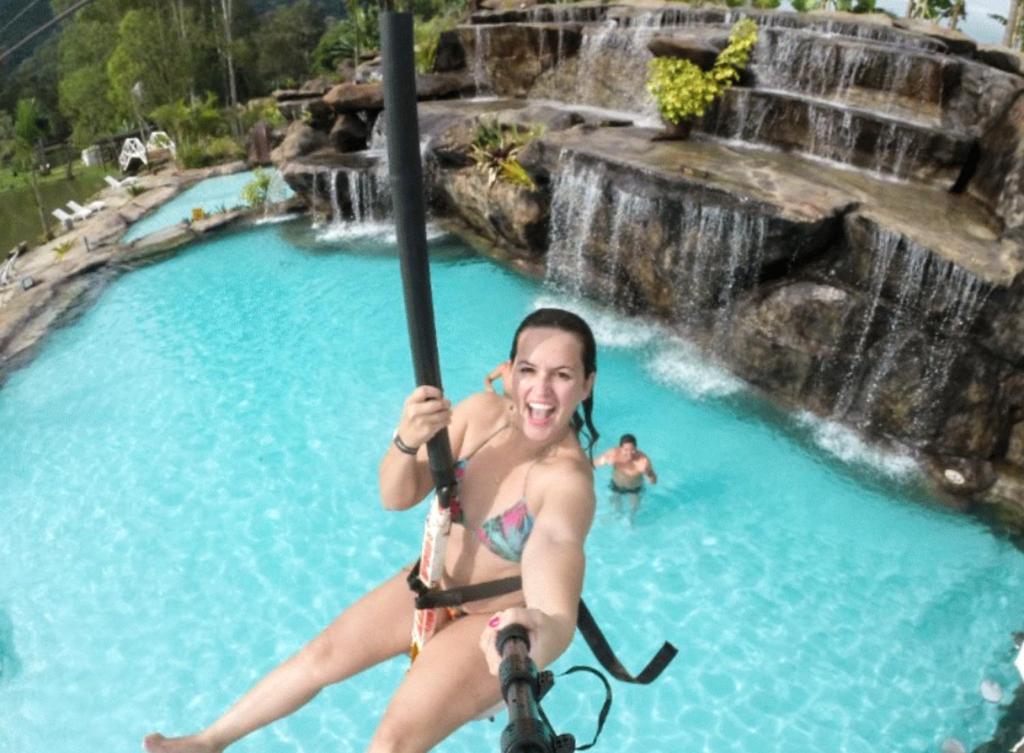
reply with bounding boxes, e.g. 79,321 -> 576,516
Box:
122,169 -> 293,243
1,219 -> 1022,753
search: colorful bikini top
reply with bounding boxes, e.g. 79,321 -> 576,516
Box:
448,427 -> 536,563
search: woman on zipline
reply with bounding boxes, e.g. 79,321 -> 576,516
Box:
144,307 -> 600,753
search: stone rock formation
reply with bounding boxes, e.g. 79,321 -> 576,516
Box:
278,4 -> 1024,531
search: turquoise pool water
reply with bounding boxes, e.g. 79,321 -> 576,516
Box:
122,170 -> 293,243
2,219 -> 1023,753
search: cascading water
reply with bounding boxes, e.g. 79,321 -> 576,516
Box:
328,168 -> 342,222
569,20 -> 659,116
832,227 -> 991,438
473,26 -> 491,95
547,153 -> 768,331
546,155 -> 607,295
317,165 -> 392,228
264,170 -> 293,208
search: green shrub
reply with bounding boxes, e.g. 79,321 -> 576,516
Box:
414,15 -> 459,73
241,99 -> 286,131
313,5 -> 381,73
151,93 -> 229,146
242,169 -> 272,208
646,18 -> 758,125
470,119 -> 543,189
176,136 -> 245,169
53,239 -> 75,260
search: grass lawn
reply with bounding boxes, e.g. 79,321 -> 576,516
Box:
0,164 -> 109,252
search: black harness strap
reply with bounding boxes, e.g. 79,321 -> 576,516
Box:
576,600 -> 678,685
407,558 -> 524,610
407,563 -> 678,684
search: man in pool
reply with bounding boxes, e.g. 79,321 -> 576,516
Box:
593,434 -> 657,525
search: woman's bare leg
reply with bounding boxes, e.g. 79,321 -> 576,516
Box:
366,613 -> 504,753
143,568 -> 416,753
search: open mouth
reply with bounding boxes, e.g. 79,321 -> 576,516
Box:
527,402 -> 555,424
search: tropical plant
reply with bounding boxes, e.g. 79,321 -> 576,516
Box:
240,98 -> 286,132
414,15 -> 460,73
151,93 -> 229,147
242,169 -> 272,208
313,3 -> 381,74
992,7 -> 1024,48
53,239 -> 75,260
646,18 -> 758,126
905,0 -> 963,23
175,135 -> 244,169
469,120 -> 543,189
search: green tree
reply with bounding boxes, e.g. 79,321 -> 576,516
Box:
12,99 -> 51,240
57,17 -> 122,147
107,8 -> 194,118
249,0 -> 328,90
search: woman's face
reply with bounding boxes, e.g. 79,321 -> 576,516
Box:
507,326 -> 594,444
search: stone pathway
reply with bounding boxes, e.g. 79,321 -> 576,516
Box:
0,161 -> 252,374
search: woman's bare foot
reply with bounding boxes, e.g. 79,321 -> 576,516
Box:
142,732 -> 221,753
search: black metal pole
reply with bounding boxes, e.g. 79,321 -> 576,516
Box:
497,624 -> 571,753
379,10 -> 456,500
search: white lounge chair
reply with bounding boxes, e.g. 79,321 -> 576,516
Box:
52,207 -> 76,230
69,199 -> 105,214
104,175 -> 139,189
0,245 -> 21,287
65,201 -> 93,220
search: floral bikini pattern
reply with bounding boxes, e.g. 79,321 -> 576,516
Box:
450,459 -> 534,563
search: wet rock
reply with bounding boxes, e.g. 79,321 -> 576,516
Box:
891,17 -> 976,55
978,466 -> 1024,531
647,31 -> 729,70
944,59 -> 1024,137
699,88 -> 971,186
977,44 -> 1024,76
434,29 -> 468,73
434,167 -> 549,259
969,91 -> 1024,239
448,23 -> 583,97
300,76 -> 335,94
324,82 -> 384,113
123,223 -> 197,261
923,454 -> 996,495
273,88 -> 321,102
982,277 -> 1024,368
247,121 -> 273,166
329,113 -> 369,153
270,121 -> 328,166
725,282 -> 859,406
1007,421 -> 1024,468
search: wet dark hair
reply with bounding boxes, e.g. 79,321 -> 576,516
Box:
509,307 -> 600,456
619,434 -> 637,446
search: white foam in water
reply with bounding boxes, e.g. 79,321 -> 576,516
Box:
796,411 -> 919,479
532,294 -> 659,348
314,222 -> 448,245
647,339 -> 744,399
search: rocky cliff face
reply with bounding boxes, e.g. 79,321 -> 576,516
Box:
276,5 -> 1024,532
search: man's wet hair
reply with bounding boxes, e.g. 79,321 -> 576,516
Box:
619,433 -> 637,446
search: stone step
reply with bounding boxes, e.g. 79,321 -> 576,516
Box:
527,120 -> 1017,288
698,87 -> 972,186
473,5 -> 951,53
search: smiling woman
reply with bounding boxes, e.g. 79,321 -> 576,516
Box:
143,306 -> 602,753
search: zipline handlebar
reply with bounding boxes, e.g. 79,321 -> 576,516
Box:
379,10 -> 456,501
497,625 -> 575,753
